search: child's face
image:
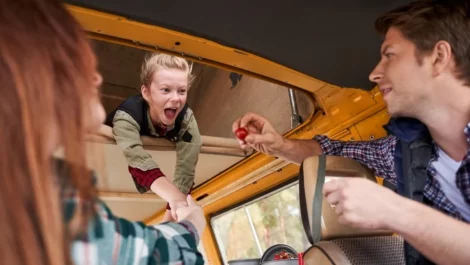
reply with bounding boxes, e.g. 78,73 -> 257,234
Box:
142,68 -> 188,126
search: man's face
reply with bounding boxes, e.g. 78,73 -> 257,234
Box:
369,27 -> 434,117
142,68 -> 188,126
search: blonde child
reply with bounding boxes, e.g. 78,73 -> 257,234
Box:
106,53 -> 201,221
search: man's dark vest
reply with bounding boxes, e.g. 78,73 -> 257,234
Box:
384,117 -> 434,265
105,94 -> 189,142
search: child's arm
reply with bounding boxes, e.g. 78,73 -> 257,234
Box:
112,110 -> 159,173
173,109 -> 202,195
112,110 -> 185,206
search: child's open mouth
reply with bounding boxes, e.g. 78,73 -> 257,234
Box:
164,108 -> 178,119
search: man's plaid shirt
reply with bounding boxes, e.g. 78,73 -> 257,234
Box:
314,123 -> 470,221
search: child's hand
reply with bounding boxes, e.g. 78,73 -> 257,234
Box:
176,196 -> 206,236
150,177 -> 189,219
169,199 -> 188,220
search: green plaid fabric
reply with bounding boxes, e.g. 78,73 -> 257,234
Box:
57,160 -> 204,265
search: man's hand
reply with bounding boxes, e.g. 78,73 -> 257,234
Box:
232,112 -> 323,164
176,195 -> 206,236
323,178 -> 400,230
232,112 -> 285,155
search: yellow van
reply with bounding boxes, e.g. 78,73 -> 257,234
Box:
66,1 -> 405,264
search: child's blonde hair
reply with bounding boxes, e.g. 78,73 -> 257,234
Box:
140,52 -> 195,88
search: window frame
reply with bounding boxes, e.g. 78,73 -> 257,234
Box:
209,176 -> 302,264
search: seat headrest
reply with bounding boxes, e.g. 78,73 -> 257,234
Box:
299,155 -> 393,245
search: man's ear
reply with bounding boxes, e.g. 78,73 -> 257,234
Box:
141,85 -> 150,101
432,40 -> 453,76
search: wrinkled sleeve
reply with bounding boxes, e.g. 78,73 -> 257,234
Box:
112,110 -> 164,193
173,111 -> 201,194
314,135 -> 398,182
112,110 -> 159,171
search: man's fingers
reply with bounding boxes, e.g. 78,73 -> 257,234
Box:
245,133 -> 271,146
323,179 -> 348,212
324,189 -> 341,207
240,142 -> 251,151
323,179 -> 337,197
323,179 -> 344,197
233,116 -> 256,147
240,112 -> 266,129
334,201 -> 344,215
245,123 -> 260,135
232,117 -> 242,134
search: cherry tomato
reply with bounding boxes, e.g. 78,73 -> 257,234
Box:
273,254 -> 281,260
235,127 -> 248,141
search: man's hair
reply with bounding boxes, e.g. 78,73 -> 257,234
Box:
375,0 -> 470,85
140,53 -> 195,88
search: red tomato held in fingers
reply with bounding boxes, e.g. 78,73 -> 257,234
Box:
235,127 -> 248,141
